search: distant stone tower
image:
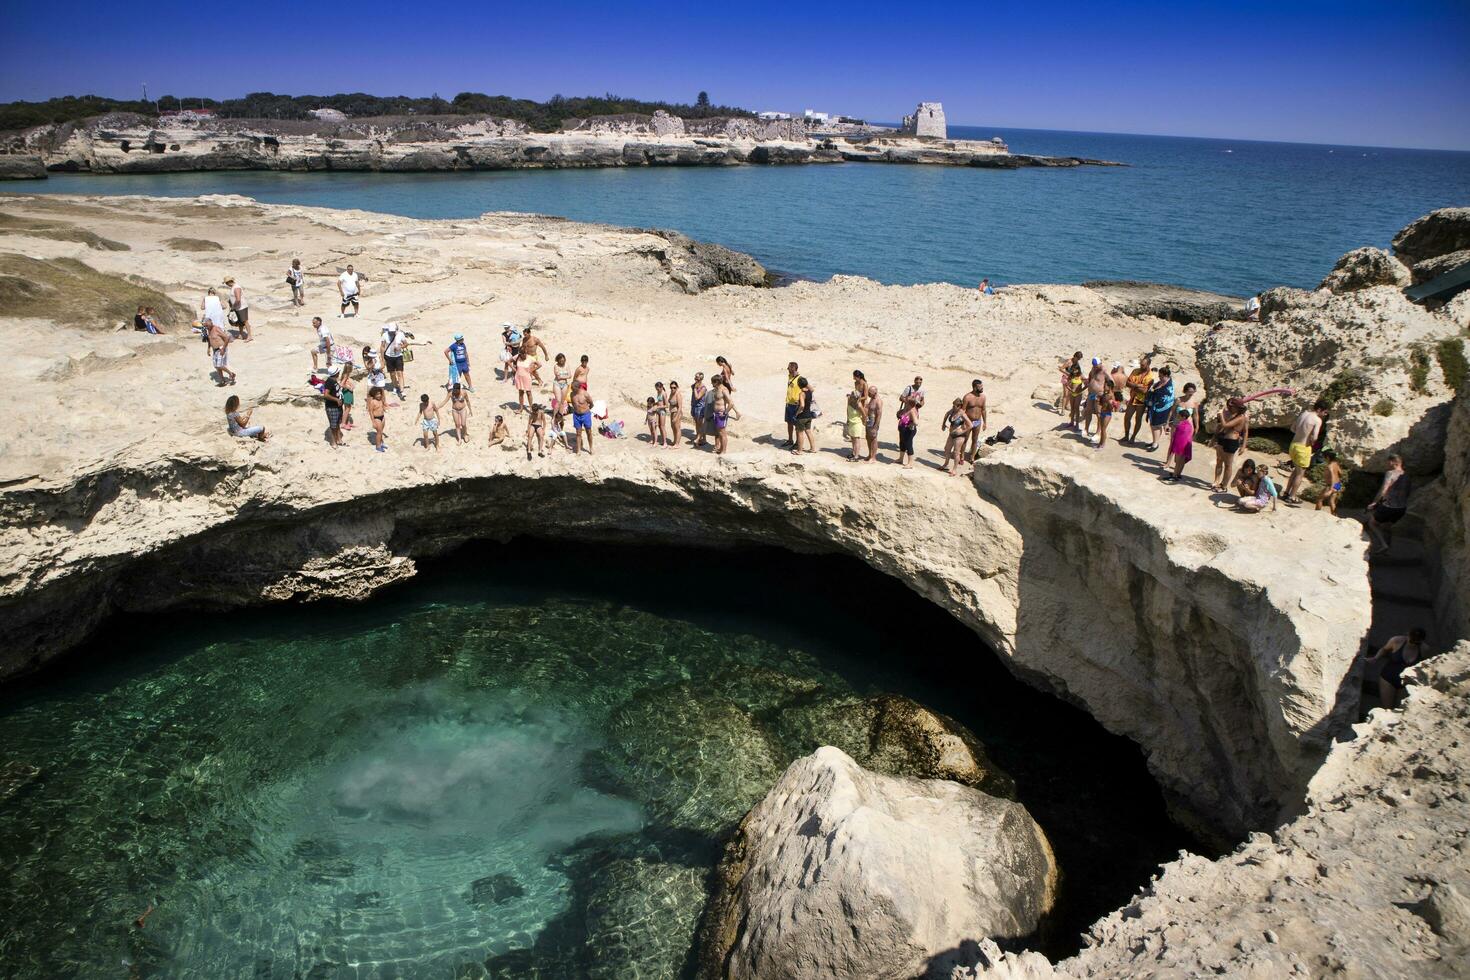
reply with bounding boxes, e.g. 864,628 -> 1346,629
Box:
914,102 -> 946,138
902,102 -> 947,139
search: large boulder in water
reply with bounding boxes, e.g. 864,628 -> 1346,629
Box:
1392,207 -> 1470,266
1318,247 -> 1411,293
696,747 -> 1057,980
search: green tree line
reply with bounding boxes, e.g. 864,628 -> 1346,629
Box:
0,91 -> 754,133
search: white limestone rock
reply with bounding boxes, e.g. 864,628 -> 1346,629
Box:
697,746 -> 1057,980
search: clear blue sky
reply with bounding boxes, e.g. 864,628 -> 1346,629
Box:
2,0 -> 1467,150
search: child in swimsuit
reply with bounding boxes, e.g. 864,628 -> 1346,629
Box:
367,386 -> 387,452
489,415 -> 511,450
1315,449 -> 1344,516
449,384 -> 471,443
645,397 -> 661,445
417,393 -> 441,451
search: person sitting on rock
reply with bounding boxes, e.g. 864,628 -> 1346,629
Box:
224,395 -> 267,441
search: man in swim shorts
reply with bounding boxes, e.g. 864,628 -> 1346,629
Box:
1284,398 -> 1328,503
962,379 -> 988,461
570,382 -> 594,455
338,264 -> 361,316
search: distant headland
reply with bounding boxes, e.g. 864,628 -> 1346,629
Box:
0,91 -> 1123,179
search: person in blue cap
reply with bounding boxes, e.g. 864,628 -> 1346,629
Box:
444,332 -> 473,392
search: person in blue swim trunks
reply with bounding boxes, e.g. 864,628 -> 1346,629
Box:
570,382 -> 594,455
444,333 -> 473,391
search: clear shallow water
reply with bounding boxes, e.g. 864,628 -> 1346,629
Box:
0,544 -> 1191,978
12,127 -> 1470,295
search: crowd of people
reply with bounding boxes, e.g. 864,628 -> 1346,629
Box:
197,266 -> 1417,550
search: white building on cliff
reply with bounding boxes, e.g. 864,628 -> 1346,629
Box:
901,102 -> 947,139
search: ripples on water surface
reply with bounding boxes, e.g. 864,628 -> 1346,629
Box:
14,127 -> 1470,295
0,545 -> 1190,977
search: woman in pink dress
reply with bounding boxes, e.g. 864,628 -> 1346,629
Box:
1164,408 -> 1194,482
514,353 -> 534,412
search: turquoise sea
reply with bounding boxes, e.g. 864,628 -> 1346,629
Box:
13,126 -> 1470,295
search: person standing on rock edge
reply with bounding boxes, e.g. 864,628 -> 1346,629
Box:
322,373 -> 345,447
783,362 -> 801,448
668,380 -> 685,448
1163,408 -> 1194,481
1283,399 -> 1329,503
942,398 -> 969,475
1124,355 -> 1154,444
206,318 -> 235,386
380,322 -> 410,401
338,264 -> 362,317
1315,450 -> 1344,516
224,277 -> 251,342
1057,351 -> 1082,412
895,377 -> 924,468
1082,359 -> 1108,437
864,385 -> 883,462
1143,366 -> 1175,452
521,327 -> 549,383
689,372 -> 709,448
716,356 -> 736,393
1208,398 -> 1249,492
791,377 -> 817,456
845,376 -> 867,461
710,375 -> 736,455
962,380 -> 988,460
287,259 -> 305,308
366,386 -> 388,452
570,382 -> 594,455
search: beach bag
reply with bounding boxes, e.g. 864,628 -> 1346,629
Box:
985,425 -> 1017,446
226,309 -> 239,326
402,347 -> 415,363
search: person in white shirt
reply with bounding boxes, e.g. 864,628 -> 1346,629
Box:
200,288 -> 226,331
338,265 -> 362,317
1244,295 -> 1261,321
380,322 -> 410,398
311,316 -> 333,371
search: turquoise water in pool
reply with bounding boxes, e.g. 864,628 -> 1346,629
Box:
0,545 -> 1191,978
14,127 -> 1470,295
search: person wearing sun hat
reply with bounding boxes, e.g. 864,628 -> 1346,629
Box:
444,332 -> 473,391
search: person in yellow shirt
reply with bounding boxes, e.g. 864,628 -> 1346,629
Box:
1123,354 -> 1155,444
783,361 -> 802,448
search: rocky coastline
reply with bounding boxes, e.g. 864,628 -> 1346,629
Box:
0,193 -> 1466,976
0,111 -> 1123,177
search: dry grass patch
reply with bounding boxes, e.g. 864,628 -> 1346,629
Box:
165,237 -> 224,252
0,211 -> 130,251
0,254 -> 190,328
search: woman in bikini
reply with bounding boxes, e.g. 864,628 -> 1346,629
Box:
668,380 -> 684,448
525,402 -> 546,459
448,383 -> 472,443
651,382 -> 669,446
715,356 -> 735,393
553,353 -> 571,412
943,398 -> 969,475
1210,398 -> 1250,491
367,386 -> 388,452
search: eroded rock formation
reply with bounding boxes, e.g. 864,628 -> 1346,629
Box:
1318,246 -> 1412,293
697,747 -> 1056,980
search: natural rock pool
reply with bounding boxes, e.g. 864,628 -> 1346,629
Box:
0,544 -> 1194,978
